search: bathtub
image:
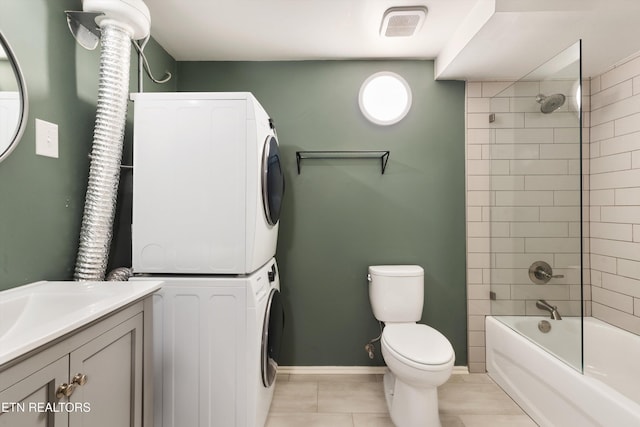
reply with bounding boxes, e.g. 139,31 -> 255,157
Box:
486,316 -> 640,427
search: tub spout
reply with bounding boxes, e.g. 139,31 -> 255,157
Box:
536,300 -> 562,320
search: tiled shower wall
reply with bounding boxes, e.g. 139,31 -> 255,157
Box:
589,55 -> 640,334
465,80 -> 589,373
467,54 -> 640,372
466,81 -> 499,373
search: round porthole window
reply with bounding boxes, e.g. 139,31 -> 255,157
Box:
359,71 -> 412,126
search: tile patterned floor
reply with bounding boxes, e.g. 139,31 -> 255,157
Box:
266,373 -> 538,427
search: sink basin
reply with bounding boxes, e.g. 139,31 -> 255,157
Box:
0,280 -> 162,366
0,294 -> 29,338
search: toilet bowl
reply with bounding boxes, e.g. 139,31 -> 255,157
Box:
368,265 -> 455,427
381,324 -> 454,427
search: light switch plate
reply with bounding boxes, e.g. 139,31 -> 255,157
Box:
35,118 -> 58,158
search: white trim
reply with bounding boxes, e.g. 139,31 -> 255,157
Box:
278,366 -> 470,375
453,366 -> 470,375
278,366 -> 388,375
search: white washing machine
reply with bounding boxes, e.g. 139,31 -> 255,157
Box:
131,92 -> 285,274
132,259 -> 284,427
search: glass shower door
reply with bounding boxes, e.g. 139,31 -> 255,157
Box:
488,41 -> 584,371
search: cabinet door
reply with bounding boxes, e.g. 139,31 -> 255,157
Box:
0,356 -> 68,427
68,314 -> 143,427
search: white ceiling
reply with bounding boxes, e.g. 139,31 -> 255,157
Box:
143,0 -> 640,80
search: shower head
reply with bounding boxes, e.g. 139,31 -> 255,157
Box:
536,93 -> 566,114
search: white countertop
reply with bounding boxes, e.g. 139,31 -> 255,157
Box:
0,280 -> 162,366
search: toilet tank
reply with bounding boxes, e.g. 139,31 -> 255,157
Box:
368,265 -> 424,323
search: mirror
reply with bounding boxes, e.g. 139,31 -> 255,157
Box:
0,30 -> 28,163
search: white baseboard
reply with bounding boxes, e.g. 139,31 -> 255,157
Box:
453,366 -> 469,375
278,366 -> 387,375
278,366 -> 470,375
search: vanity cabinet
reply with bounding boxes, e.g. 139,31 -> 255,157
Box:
0,356 -> 68,426
0,300 -> 150,427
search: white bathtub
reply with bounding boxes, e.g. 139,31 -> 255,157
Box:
486,316 -> 640,427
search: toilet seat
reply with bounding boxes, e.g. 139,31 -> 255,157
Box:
382,324 -> 454,371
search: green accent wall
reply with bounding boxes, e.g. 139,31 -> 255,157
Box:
0,1 -> 467,367
177,61 -> 467,366
0,0 -> 176,290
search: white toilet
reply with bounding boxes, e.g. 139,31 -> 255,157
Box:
368,265 -> 455,427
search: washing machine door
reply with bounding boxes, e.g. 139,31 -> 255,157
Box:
261,135 -> 285,226
261,288 -> 285,387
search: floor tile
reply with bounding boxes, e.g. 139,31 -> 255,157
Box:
441,414 -> 466,427
438,382 -> 525,415
458,414 -> 539,426
290,374 -> 381,383
267,372 -> 537,427
276,373 -> 290,382
266,413 -> 353,427
446,373 -> 494,384
270,381 -> 318,413
352,413 -> 394,427
318,381 -> 387,413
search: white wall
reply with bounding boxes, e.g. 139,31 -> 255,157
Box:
589,55 -> 640,334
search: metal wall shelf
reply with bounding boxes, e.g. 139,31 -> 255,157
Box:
295,150 -> 390,174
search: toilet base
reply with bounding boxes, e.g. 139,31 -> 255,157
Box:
383,370 -> 442,427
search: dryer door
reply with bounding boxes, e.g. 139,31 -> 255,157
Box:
261,135 -> 285,226
261,288 -> 285,387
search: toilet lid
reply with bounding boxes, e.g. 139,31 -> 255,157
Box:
383,324 -> 454,366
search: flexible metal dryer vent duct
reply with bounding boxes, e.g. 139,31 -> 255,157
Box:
71,0 -> 150,281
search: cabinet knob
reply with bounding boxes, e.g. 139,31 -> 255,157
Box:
56,374 -> 87,399
72,373 -> 88,386
56,383 -> 73,399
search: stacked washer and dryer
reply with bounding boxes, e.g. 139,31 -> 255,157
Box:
130,92 -> 285,427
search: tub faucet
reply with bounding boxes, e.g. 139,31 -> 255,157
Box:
536,300 -> 562,320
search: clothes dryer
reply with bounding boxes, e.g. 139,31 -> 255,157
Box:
131,92 -> 284,274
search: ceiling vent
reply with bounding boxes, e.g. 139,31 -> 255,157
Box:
380,6 -> 428,37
